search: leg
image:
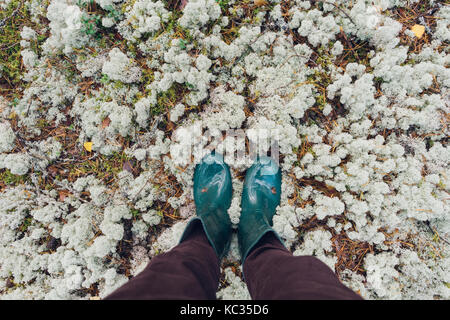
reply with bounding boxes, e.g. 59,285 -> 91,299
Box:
243,232 -> 363,300
105,221 -> 220,300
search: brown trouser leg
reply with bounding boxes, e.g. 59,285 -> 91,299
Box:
243,232 -> 363,300
105,221 -> 220,300
106,224 -> 362,300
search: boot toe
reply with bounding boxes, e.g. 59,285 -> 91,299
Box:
242,156 -> 281,209
194,152 -> 232,211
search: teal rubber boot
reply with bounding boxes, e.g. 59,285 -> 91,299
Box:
179,152 -> 233,259
238,156 -> 284,263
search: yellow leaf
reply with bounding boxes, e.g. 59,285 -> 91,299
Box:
411,24 -> 425,39
84,142 -> 93,152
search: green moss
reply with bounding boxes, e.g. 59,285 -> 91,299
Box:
141,68 -> 154,87
113,80 -> 125,89
0,0 -> 34,93
306,69 -> 331,111
0,169 -> 29,186
68,152 -> 132,185
125,41 -> 138,58
36,118 -> 50,129
374,76 -> 384,84
154,83 -> 184,116
216,0 -> 230,11
316,94 -> 327,110
437,180 -> 446,190
19,216 -> 33,232
425,137 -> 434,149
174,25 -> 194,43
131,208 -> 141,219
100,73 -> 110,84
346,42 -> 372,66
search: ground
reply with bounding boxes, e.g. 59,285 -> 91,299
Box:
0,0 -> 449,300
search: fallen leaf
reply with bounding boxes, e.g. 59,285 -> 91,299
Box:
84,141 -> 93,152
58,190 -> 70,202
46,236 -> 61,251
254,0 -> 267,6
123,160 -> 134,174
48,165 -> 59,177
101,117 -> 111,129
180,0 -> 188,10
166,120 -> 175,131
5,278 -> 14,288
411,24 -> 425,39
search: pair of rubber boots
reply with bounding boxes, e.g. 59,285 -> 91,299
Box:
179,152 -> 284,263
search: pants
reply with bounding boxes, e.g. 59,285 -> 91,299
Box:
105,222 -> 362,300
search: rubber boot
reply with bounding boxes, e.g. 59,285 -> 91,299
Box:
238,156 -> 284,263
179,152 -> 233,259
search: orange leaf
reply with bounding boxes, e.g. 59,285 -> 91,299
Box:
254,0 -> 267,6
101,117 -> 111,129
58,190 -> 70,202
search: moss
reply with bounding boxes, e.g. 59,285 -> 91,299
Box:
121,0 -> 136,14
131,208 -> 141,219
19,216 -> 33,232
36,118 -> 50,129
0,169 -> 30,187
425,137 -> 434,150
315,94 -> 327,111
125,41 -> 138,58
154,82 -> 189,116
141,68 -> 155,88
68,152 -> 132,185
344,41 -> 372,66
0,0 -> 39,96
374,76 -> 384,84
173,25 -> 193,43
163,5 -> 184,33
306,69 -> 332,111
113,80 -> 125,89
100,73 -> 110,84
